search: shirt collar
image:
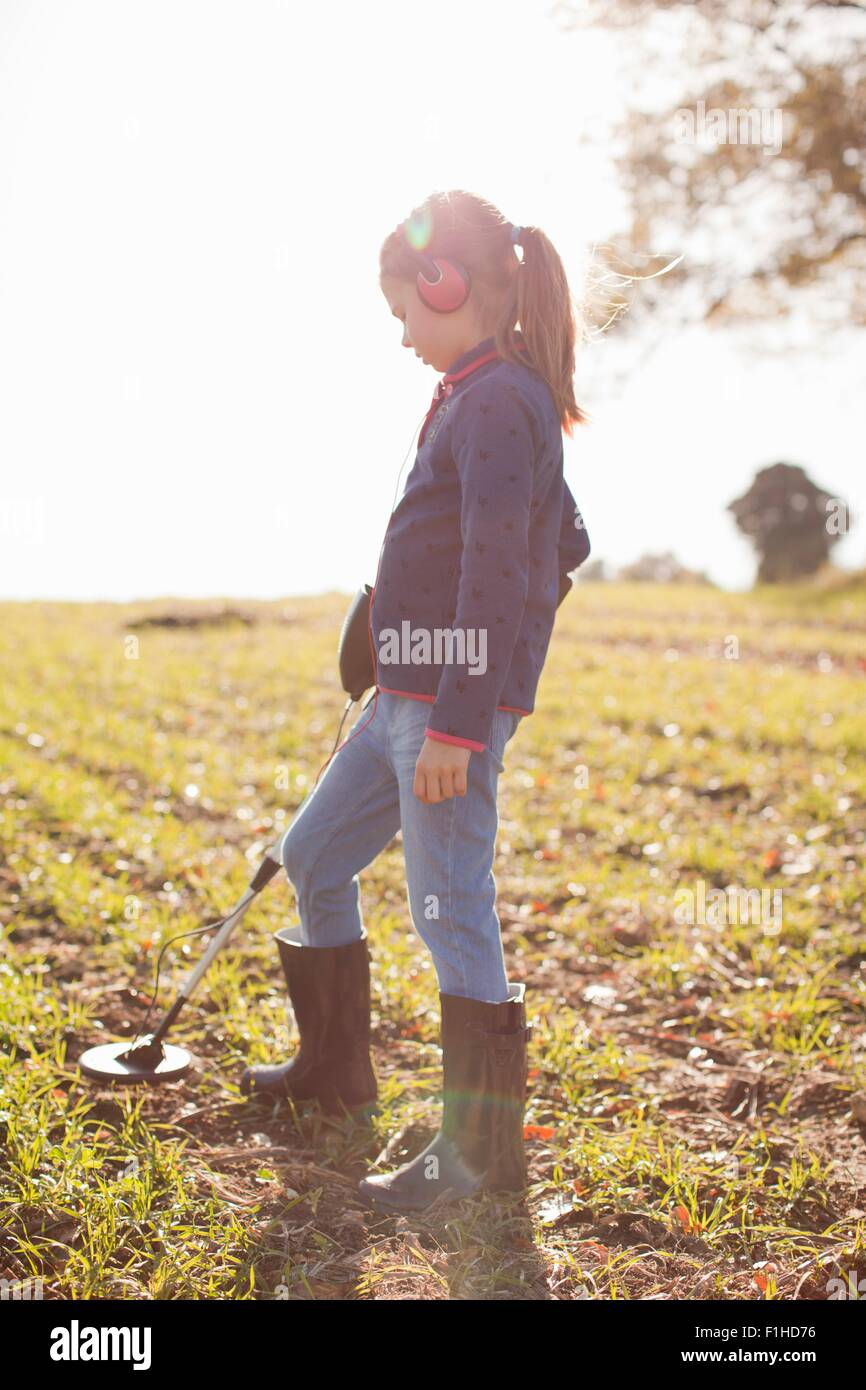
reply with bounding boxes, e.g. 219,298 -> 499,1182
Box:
443,328 -> 527,383
444,336 -> 497,379
420,332 -> 526,449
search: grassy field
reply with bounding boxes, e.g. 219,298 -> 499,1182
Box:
2,576 -> 866,1301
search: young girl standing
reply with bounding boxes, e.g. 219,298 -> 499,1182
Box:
242,189 -> 592,1213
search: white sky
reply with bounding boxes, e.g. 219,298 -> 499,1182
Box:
1,0 -> 863,600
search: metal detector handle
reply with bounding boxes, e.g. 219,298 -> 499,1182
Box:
149,843 -> 284,1047
249,846 -> 283,893
179,842 -> 283,997
149,891 -> 257,1044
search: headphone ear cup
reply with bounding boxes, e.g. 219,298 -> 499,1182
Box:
416,255 -> 471,313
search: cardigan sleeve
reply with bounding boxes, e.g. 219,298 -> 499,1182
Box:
424,377 -> 537,753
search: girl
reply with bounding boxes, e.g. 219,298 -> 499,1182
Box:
241,189 -> 592,1213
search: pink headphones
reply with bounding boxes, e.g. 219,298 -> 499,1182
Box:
414,252 -> 471,314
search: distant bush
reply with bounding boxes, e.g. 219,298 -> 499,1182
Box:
575,558 -> 609,583
616,551 -> 715,585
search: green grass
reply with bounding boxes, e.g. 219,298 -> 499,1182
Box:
1,579 -> 865,1300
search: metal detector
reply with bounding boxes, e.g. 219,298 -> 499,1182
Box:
77,842 -> 284,1084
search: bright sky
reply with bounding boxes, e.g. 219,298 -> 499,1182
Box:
1,0 -> 863,600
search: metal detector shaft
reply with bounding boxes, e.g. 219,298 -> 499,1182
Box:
148,843 -> 284,1047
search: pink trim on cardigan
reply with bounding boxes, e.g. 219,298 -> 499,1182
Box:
374,684 -> 530,752
377,685 -> 435,704
423,727 -> 485,753
376,684 -> 529,717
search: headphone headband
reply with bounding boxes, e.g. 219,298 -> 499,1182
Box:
411,217 -> 525,312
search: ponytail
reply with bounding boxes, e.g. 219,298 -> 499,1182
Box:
493,223 -> 588,438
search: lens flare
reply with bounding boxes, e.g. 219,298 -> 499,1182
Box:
404,207 -> 433,252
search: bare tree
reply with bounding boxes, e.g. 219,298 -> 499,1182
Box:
556,0 -> 866,347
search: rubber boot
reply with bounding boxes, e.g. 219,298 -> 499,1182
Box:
357,983 -> 531,1212
240,927 -> 378,1116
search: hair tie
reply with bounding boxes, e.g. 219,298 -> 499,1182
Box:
510,224 -> 523,246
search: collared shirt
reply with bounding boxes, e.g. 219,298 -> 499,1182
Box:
369,334 -> 591,751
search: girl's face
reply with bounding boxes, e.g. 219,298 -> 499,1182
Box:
380,274 -> 482,375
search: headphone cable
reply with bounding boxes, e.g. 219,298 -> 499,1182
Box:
310,397 -> 438,788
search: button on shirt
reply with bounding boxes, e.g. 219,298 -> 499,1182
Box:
370,334 -> 591,752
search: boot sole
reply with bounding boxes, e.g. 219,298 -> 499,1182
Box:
357,1178 -> 472,1212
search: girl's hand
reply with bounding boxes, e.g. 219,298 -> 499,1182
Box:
414,737 -> 472,804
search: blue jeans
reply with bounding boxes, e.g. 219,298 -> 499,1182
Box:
278,690 -> 522,1002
